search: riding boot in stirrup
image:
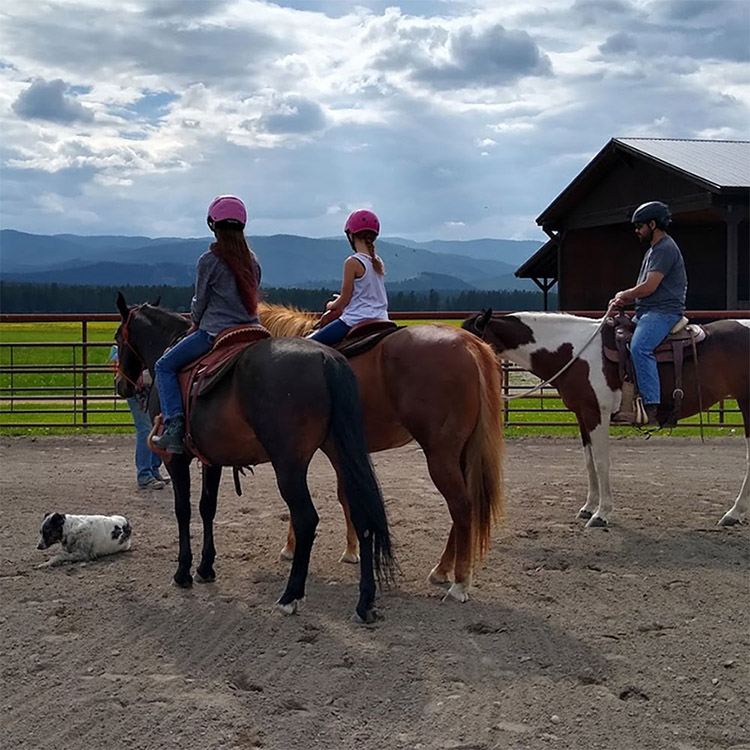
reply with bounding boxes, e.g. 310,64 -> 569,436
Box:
152,416 -> 185,454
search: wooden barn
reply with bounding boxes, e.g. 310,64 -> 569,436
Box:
517,138 -> 749,311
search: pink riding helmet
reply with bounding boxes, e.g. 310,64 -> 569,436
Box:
344,209 -> 380,236
207,195 -> 247,230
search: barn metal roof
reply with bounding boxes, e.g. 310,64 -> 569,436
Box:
616,138 -> 750,189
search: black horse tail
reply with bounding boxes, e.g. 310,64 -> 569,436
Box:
322,353 -> 395,587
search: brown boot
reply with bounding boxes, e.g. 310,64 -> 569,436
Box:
644,404 -> 660,428
610,411 -> 635,425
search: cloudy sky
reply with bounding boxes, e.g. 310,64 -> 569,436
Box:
0,0 -> 747,241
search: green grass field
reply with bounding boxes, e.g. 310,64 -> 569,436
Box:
0,320 -> 742,437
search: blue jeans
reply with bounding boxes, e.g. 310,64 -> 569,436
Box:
307,319 -> 351,346
126,395 -> 162,485
154,330 -> 214,420
630,310 -> 683,405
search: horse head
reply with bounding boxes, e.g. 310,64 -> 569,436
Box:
114,291 -> 189,398
462,309 -> 538,358
114,291 -> 147,398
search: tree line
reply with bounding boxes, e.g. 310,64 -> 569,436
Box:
0,282 -> 556,314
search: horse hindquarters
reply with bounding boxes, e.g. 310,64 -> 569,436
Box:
383,329 -> 505,600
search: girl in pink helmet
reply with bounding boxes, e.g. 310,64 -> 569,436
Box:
308,209 -> 389,346
152,195 -> 262,453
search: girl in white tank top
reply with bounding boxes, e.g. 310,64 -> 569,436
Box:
308,209 -> 389,347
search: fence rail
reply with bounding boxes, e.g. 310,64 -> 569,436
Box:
1,311 -> 746,430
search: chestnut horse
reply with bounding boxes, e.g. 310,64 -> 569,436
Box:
258,303 -> 505,602
114,293 -> 394,622
463,310 -> 750,528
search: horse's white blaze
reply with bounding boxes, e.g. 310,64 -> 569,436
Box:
720,438 -> 750,525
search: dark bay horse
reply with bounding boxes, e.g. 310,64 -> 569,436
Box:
463,310 -> 750,527
258,303 -> 505,602
114,293 -> 394,622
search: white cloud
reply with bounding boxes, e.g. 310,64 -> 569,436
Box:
0,0 -> 747,242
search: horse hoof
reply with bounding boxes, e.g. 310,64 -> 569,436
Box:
577,509 -> 594,520
350,609 -> 377,625
278,548 -> 294,562
428,568 -> 450,586
172,573 -> 193,588
195,569 -> 215,583
718,515 -> 741,527
585,516 -> 608,529
275,598 -> 301,615
442,583 -> 469,603
339,551 -> 360,564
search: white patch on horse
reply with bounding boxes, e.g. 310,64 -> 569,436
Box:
736,320 -> 750,330
507,313 -> 619,415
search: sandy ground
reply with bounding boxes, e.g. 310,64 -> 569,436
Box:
1,434 -> 748,750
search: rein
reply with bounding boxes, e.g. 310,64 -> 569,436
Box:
485,306 -> 617,402
116,305 -> 148,388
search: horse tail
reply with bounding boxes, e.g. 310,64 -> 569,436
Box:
322,353 -> 395,586
463,336 -> 506,563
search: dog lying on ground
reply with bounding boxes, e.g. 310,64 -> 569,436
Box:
36,513 -> 132,568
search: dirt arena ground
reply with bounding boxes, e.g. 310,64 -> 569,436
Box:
1,434 -> 748,750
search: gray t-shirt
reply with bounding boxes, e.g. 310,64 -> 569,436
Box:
634,235 -> 687,315
190,249 -> 261,336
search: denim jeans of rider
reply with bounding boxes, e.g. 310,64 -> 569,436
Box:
630,310 -> 682,405
154,330 -> 214,420
307,319 -> 351,346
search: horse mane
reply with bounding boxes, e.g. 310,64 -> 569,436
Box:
258,302 -> 316,337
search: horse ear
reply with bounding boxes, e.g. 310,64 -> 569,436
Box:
151,295 -> 161,307
477,308 -> 493,331
116,291 -> 129,320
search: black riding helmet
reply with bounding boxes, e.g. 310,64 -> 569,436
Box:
631,201 -> 671,229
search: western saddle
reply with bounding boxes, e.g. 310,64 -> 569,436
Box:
603,312 -> 706,428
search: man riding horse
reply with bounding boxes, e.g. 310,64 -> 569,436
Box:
610,200 -> 688,427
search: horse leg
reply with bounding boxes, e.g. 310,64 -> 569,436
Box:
585,418 -> 614,528
719,399 -> 750,526
279,473 -> 359,564
279,522 -> 295,562
427,525 -> 456,585
168,453 -> 193,587
335,475 -> 360,564
577,437 -> 600,520
195,465 -> 222,583
424,451 -> 473,602
275,463 -> 319,615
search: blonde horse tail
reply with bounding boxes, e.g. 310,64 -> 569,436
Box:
463,336 -> 505,564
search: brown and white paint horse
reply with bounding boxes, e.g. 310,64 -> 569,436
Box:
463,310 -> 750,528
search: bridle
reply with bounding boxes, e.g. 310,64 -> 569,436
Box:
115,305 -> 148,389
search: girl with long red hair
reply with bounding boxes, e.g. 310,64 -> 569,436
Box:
152,195 -> 261,453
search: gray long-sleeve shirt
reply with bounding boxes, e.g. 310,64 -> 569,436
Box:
190,249 -> 261,336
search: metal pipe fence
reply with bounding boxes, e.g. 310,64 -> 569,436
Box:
1,311 -> 746,430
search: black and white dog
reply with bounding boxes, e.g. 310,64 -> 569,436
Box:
36,513 -> 132,568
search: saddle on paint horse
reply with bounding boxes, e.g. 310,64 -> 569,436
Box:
603,312 -> 706,427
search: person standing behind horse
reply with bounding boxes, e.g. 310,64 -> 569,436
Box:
308,209 -> 389,346
152,195 -> 261,453
609,201 -> 688,427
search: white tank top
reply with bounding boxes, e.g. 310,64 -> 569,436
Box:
340,252 -> 389,326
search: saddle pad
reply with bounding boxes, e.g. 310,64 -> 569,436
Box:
335,326 -> 402,359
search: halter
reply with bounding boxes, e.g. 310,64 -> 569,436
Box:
116,305 -> 148,389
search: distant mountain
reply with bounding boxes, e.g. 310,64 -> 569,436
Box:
386,272 -> 475,292
384,237 -> 542,265
0,230 -> 541,290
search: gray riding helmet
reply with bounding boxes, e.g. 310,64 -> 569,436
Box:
631,201 -> 671,229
